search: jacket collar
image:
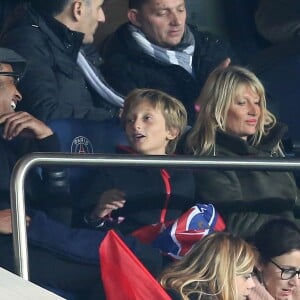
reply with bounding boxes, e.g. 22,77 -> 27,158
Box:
42,11 -> 84,54
116,145 -> 136,154
216,123 -> 288,155
8,4 -> 84,60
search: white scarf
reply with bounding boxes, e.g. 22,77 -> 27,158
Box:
129,24 -> 195,74
77,49 -> 124,107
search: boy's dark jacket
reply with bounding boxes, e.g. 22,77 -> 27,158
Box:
81,145 -> 196,235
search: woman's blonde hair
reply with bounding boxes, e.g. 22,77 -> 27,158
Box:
186,66 -> 277,155
160,232 -> 257,300
121,88 -> 187,154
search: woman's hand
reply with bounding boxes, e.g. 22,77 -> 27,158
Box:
90,189 -> 126,218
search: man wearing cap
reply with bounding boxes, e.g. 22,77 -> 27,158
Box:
0,0 -> 121,121
0,46 -> 93,290
0,47 -> 64,205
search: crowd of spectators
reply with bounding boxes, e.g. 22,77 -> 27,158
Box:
0,0 -> 300,299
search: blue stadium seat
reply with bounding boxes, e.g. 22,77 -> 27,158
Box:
47,118 -> 127,154
47,118 -> 128,225
43,118 -> 128,299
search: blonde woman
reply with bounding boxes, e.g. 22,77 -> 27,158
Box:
160,232 -> 257,300
182,66 -> 299,239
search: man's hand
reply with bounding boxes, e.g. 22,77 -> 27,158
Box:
90,189 -> 126,218
0,209 -> 31,234
194,58 -> 231,113
0,111 -> 53,140
217,57 -> 231,70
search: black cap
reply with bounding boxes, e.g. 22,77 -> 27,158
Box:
0,47 -> 26,76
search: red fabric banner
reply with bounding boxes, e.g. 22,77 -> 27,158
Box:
99,230 -> 171,300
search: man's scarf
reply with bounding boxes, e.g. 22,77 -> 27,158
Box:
77,49 -> 124,107
129,24 -> 195,74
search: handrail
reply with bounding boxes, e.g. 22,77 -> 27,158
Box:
10,152 -> 300,280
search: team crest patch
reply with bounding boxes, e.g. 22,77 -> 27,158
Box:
71,136 -> 94,154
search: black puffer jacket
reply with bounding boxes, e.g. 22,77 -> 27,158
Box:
0,4 -> 118,121
191,124 -> 300,238
101,23 -> 238,124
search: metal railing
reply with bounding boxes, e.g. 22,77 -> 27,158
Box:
10,152 -> 300,280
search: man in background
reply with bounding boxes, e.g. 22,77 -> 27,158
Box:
0,46 -> 162,298
0,0 -> 121,121
100,0 -> 236,123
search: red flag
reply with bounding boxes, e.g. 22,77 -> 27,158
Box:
99,230 -> 171,300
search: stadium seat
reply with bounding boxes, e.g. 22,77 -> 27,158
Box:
47,117 -> 127,154
47,118 -> 128,225
43,118 -> 128,299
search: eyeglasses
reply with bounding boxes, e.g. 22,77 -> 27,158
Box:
0,72 -> 20,85
270,259 -> 300,280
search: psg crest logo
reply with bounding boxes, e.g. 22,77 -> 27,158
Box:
71,136 -> 94,154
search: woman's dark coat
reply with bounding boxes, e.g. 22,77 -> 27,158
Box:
190,124 -> 300,238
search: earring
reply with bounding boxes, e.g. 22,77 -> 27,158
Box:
11,101 -> 16,110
